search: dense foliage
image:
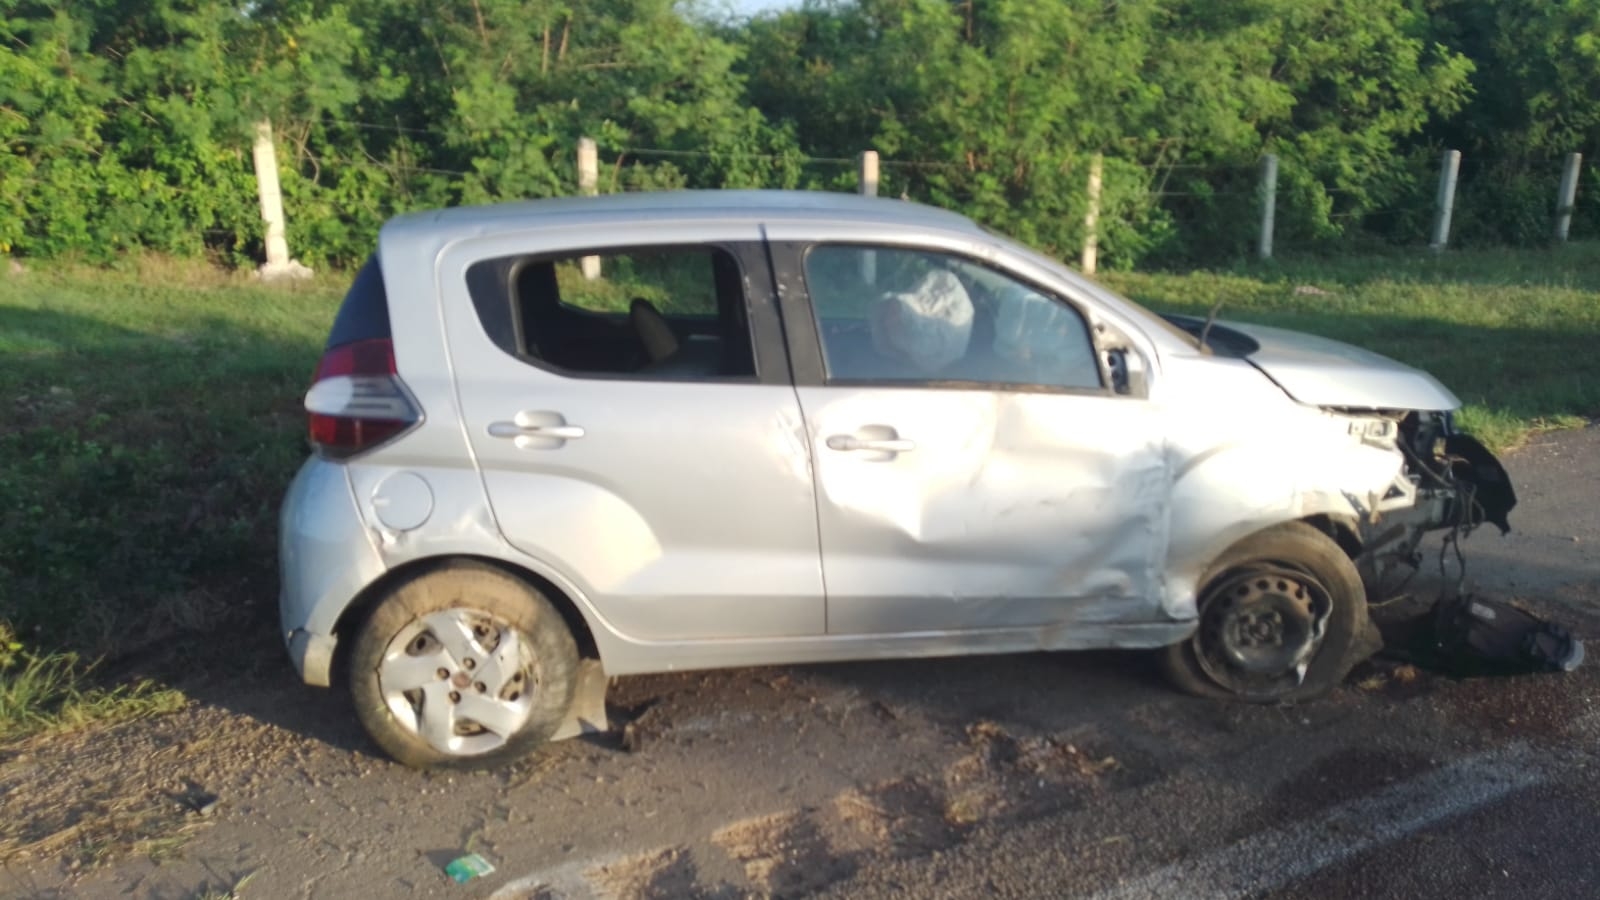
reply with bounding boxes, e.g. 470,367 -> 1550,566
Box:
1,0 -> 1595,268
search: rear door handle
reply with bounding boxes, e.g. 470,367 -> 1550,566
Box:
488,422 -> 586,440
488,411 -> 584,449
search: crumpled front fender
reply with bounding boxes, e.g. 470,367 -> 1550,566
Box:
1162,433 -> 1410,621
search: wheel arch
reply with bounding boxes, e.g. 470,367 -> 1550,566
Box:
1298,513 -> 1363,561
332,554 -> 602,681
1192,515 -> 1365,589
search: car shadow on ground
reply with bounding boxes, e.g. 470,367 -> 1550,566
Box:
135,566 -> 1599,773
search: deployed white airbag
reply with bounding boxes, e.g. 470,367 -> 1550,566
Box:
869,269 -> 974,374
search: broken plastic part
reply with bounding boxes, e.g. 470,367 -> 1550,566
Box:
550,659 -> 609,741
444,853 -> 496,884
1442,434 -> 1516,534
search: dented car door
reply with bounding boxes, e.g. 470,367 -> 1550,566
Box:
767,236 -> 1173,636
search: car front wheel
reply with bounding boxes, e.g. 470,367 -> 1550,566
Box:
1161,522 -> 1373,703
349,562 -> 579,770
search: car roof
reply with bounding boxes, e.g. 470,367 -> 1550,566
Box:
381,190 -> 983,240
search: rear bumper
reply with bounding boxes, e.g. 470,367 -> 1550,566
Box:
278,457 -> 387,687
285,628 -> 340,688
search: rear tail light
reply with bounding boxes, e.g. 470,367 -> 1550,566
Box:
305,338 -> 420,458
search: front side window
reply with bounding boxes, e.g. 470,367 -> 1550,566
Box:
803,245 -> 1102,391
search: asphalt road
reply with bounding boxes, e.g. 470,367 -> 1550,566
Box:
4,425 -> 1597,900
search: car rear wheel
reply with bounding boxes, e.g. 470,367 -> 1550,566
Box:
349,562 -> 579,769
1161,522 -> 1372,703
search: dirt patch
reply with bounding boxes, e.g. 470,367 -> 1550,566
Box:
586,846 -> 705,900
941,720 -> 1129,825
0,699 -> 308,869
825,778 -> 956,858
711,810 -> 852,898
709,779 -> 961,899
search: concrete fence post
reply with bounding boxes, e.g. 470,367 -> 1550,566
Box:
1554,152 -> 1583,243
859,150 -> 880,283
1430,149 -> 1462,253
578,137 -> 600,280
251,120 -> 311,281
1258,154 -> 1278,260
858,150 -> 880,197
1081,153 -> 1104,276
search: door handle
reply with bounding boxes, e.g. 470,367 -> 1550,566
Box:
488,422 -> 586,440
488,411 -> 585,449
826,434 -> 916,453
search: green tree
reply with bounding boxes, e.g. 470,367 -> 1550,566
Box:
0,0 -> 380,261
1418,0 -> 1600,243
736,0 -> 1472,265
332,0 -> 802,210
1,4 -> 121,256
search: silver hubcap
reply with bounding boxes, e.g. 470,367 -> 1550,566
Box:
377,609 -> 537,756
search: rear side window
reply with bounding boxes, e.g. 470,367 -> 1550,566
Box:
555,251 -> 720,317
326,255 -> 392,348
466,245 -> 757,381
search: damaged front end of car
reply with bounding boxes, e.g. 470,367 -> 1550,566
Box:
1192,316 -> 1519,603
1336,408 -> 1517,602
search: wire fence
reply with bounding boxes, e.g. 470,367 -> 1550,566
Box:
265,124 -> 1594,270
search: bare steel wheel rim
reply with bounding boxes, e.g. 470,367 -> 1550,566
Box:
1193,563 -> 1331,698
377,608 -> 539,756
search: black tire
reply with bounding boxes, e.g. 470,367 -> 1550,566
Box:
1161,522 -> 1374,703
349,562 -> 579,770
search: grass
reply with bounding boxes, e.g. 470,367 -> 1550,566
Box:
0,244 -> 1597,740
0,623 -> 185,740
0,257 -> 339,738
1104,242 -> 1600,450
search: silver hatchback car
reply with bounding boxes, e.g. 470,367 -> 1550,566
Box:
280,191 -> 1513,769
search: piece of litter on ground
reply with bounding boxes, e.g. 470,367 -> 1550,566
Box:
445,852 -> 496,884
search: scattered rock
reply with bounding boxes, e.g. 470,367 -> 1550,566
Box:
1355,673 -> 1388,692
1293,284 -> 1333,296
620,722 -> 647,754
1358,663 -> 1424,693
